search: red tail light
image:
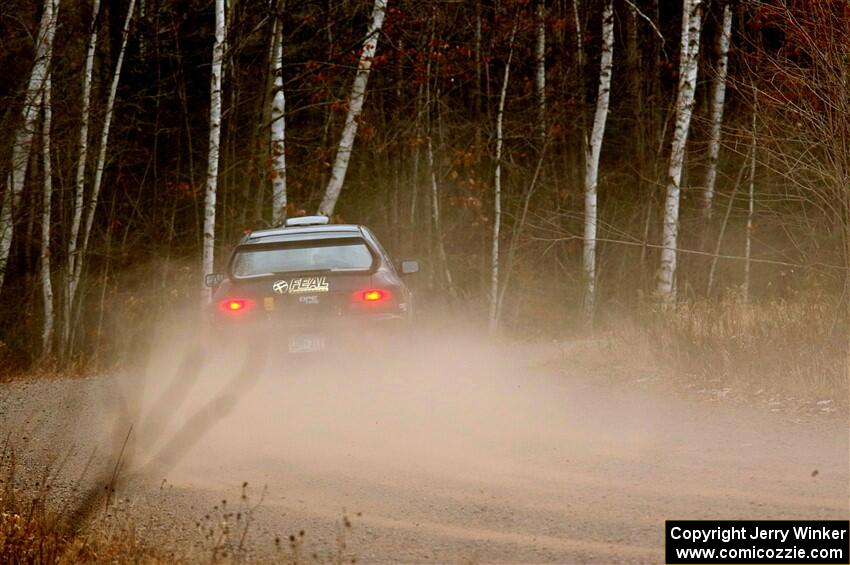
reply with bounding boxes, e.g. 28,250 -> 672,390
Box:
355,289 -> 390,303
218,298 -> 256,313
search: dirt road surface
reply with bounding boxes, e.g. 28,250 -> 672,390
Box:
1,334 -> 847,563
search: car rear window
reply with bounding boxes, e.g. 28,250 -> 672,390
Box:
231,240 -> 374,278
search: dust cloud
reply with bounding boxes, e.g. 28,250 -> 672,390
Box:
119,312 -> 652,489
6,310 -> 846,561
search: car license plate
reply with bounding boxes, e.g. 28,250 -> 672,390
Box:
288,334 -> 325,353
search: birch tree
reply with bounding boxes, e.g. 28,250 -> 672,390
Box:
65,0 -> 100,351
270,4 -> 287,225
489,23 -> 517,332
657,0 -> 704,302
41,70 -> 55,356
535,0 -> 546,144
0,0 -> 59,292
202,0 -> 225,299
702,0 -> 733,219
317,0 -> 387,216
582,0 -> 614,318
72,0 -> 136,308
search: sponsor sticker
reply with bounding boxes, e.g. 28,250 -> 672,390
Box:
273,276 -> 329,295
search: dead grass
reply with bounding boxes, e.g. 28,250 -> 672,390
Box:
582,296 -> 848,409
0,440 -> 171,564
0,444 -> 354,564
1,485 -> 167,562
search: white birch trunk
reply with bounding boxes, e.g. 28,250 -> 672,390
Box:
270,13 -> 287,225
65,0 -> 100,351
69,0 -> 100,278
535,0 -> 546,143
41,69 -> 55,356
702,0 -> 732,219
582,0 -> 614,318
0,0 -> 59,291
317,0 -> 387,216
657,0 -> 703,302
73,0 -> 136,300
489,25 -> 517,333
202,0 -> 225,300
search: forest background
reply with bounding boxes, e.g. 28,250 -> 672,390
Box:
0,0 -> 846,403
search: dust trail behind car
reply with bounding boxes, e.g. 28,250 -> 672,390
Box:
2,312 -> 847,561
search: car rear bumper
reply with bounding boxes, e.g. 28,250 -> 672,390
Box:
209,312 -> 411,355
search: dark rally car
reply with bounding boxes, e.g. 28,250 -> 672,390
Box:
205,216 -> 419,353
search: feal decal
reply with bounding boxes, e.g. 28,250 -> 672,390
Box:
272,276 -> 329,295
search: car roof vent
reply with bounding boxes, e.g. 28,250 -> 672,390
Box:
284,215 -> 330,227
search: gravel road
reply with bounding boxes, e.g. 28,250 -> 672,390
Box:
1,336 -> 847,563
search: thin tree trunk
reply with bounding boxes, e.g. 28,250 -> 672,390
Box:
92,194 -> 116,371
489,23 -> 517,333
571,0 -> 584,70
657,0 -> 703,302
497,144 -> 547,319
743,110 -> 756,303
138,0 -> 147,61
252,9 -> 277,224
270,5 -> 287,225
64,0 -> 100,354
474,0 -> 482,147
171,21 -> 199,244
427,136 -> 455,298
627,3 -> 650,289
392,36 -> 403,247
202,0 -> 225,301
317,0 -> 387,216
646,0 -> 664,290
25,180 -> 36,273
409,84 -> 422,228
73,0 -> 136,304
707,144 -> 749,296
0,0 -> 59,291
626,3 -> 641,155
582,0 -> 614,319
535,0 -> 546,144
423,18 -> 455,298
571,0 -> 587,219
640,193 -> 653,264
702,0 -> 732,220
40,69 -> 55,357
